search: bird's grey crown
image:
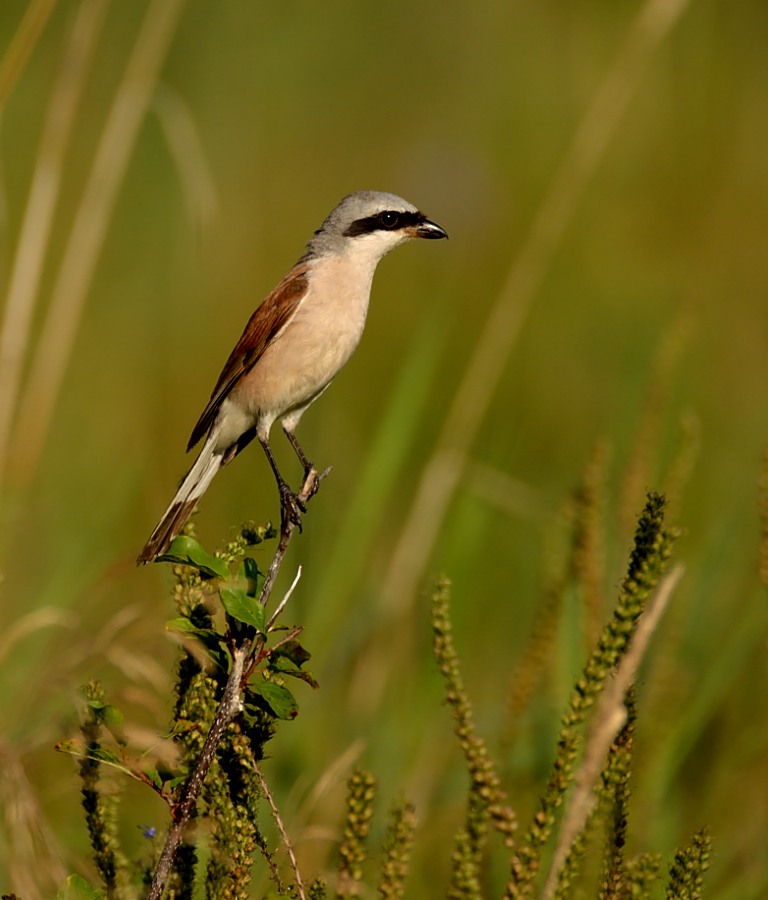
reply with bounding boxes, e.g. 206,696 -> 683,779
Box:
303,191 -> 420,259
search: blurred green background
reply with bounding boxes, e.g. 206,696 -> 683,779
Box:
1,0 -> 767,896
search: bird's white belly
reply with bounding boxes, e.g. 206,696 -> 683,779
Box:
255,312 -> 361,414
220,265 -> 372,446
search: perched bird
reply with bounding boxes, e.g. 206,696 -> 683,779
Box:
138,191 -> 447,564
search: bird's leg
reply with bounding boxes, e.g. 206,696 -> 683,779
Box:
284,427 -> 312,476
284,428 -> 321,499
258,435 -> 305,529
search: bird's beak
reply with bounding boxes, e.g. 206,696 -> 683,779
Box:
415,217 -> 448,240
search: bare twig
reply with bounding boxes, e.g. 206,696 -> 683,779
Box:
146,467 -> 323,900
267,565 -> 303,631
541,563 -> 685,900
256,467 -> 329,611
255,764 -> 307,900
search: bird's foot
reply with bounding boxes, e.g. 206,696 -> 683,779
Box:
279,481 -> 306,531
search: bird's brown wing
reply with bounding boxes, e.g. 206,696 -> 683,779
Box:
187,264 -> 310,450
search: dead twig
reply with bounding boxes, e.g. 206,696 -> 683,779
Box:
255,764 -> 307,900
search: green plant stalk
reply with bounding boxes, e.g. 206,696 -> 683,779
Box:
377,799 -> 417,900
666,829 -> 711,900
598,690 -> 636,900
447,796 -> 486,900
78,682 -> 126,899
336,769 -> 376,899
432,578 -> 518,848
508,493 -> 676,897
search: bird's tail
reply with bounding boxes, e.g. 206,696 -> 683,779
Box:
137,436 -> 224,565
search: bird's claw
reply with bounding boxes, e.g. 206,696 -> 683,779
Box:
279,483 -> 305,531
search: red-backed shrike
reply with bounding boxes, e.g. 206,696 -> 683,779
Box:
138,191 -> 447,564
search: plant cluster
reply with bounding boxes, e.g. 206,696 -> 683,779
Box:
54,491 -> 711,898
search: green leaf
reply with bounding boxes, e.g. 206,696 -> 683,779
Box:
165,774 -> 187,791
243,556 -> 261,579
89,747 -> 123,766
249,682 -> 299,719
271,638 -> 311,668
270,656 -> 299,673
269,657 -> 320,689
165,618 -> 220,646
165,616 -> 200,634
220,586 -> 266,631
86,699 -> 126,743
56,873 -> 106,899
100,705 -> 125,740
157,535 -> 230,579
238,556 -> 263,596
166,617 -> 223,645
241,523 -> 278,545
54,743 -> 132,775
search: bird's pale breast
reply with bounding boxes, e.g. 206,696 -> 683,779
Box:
225,253 -> 376,440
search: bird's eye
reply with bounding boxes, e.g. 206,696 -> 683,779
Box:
379,211 -> 399,229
